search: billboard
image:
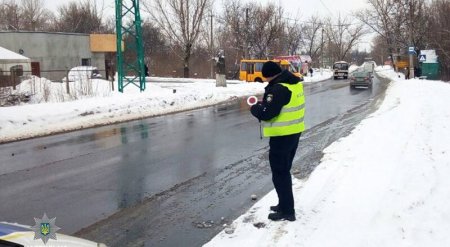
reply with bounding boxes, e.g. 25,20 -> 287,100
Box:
90,34 -> 124,52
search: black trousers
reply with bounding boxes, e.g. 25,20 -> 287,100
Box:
269,132 -> 301,215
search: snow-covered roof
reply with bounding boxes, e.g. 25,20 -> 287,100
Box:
0,46 -> 30,62
420,50 -> 438,63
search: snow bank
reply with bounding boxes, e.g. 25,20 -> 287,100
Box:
349,64 -> 360,73
205,78 -> 450,247
303,69 -> 333,83
13,77 -> 114,104
375,65 -> 405,81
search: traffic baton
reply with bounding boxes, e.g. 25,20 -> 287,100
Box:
247,96 -> 258,106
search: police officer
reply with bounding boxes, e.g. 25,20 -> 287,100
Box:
250,61 -> 305,221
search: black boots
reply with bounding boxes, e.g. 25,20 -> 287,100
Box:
268,212 -> 296,221
269,205 -> 296,221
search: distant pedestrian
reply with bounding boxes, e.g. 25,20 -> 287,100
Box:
303,61 -> 309,75
309,67 -> 313,77
250,61 -> 305,222
414,67 -> 421,77
145,64 -> 149,77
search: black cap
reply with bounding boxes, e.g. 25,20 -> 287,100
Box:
262,61 -> 282,78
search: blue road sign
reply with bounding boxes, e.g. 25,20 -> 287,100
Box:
419,54 -> 426,62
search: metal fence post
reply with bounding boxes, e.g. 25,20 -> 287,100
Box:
111,74 -> 115,91
12,72 -> 16,90
65,67 -> 70,94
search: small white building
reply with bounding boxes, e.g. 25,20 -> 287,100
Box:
0,46 -> 31,74
0,46 -> 31,87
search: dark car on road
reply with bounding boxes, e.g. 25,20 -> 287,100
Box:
349,70 -> 373,89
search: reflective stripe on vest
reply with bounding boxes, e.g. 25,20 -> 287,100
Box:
280,104 -> 305,113
262,82 -> 306,137
262,117 -> 304,128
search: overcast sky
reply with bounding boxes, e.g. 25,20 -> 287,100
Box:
273,0 -> 368,17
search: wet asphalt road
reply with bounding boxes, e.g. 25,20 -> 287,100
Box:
0,75 -> 389,246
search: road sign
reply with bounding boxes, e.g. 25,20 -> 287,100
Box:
408,46 -> 416,55
419,54 -> 427,62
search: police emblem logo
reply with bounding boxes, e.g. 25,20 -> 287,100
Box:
266,94 -> 273,103
40,223 -> 50,236
31,213 -> 60,244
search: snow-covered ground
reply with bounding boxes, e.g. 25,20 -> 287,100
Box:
0,72 -> 332,143
204,70 -> 450,246
349,64 -> 360,73
375,65 -> 406,81
303,69 -> 333,83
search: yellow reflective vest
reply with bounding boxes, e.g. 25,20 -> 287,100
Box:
262,82 -> 305,137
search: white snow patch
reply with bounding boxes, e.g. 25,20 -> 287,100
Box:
205,68 -> 450,247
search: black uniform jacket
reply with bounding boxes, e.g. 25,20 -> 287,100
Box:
250,70 -> 302,121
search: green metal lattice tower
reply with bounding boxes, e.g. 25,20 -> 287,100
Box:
115,0 -> 146,92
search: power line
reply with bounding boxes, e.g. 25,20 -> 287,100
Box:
282,17 -> 361,27
318,0 -> 334,17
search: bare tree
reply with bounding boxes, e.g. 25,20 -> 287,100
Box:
356,0 -> 400,66
284,19 -> 303,56
247,3 -> 285,58
53,0 -> 106,33
301,15 -> 324,67
0,0 -> 21,30
215,0 -> 248,78
427,0 -> 450,79
324,15 -> 366,62
196,7 -> 213,54
356,0 -> 427,67
140,21 -> 171,75
221,2 -> 247,57
371,35 -> 390,65
143,0 -> 212,78
219,1 -> 286,60
390,0 -> 428,50
195,7 -> 216,78
20,0 -> 54,31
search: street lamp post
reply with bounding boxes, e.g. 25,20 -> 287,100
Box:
321,28 -> 324,69
210,11 -> 214,79
408,0 -> 415,79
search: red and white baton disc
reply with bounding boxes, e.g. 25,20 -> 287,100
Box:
247,96 -> 258,106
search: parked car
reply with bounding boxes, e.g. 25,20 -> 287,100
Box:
67,66 -> 102,81
349,70 -> 373,89
0,222 -> 107,247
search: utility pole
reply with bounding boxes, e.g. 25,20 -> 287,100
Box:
321,28 -> 324,69
115,0 -> 145,92
210,11 -> 214,79
408,0 -> 415,79
245,8 -> 249,59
